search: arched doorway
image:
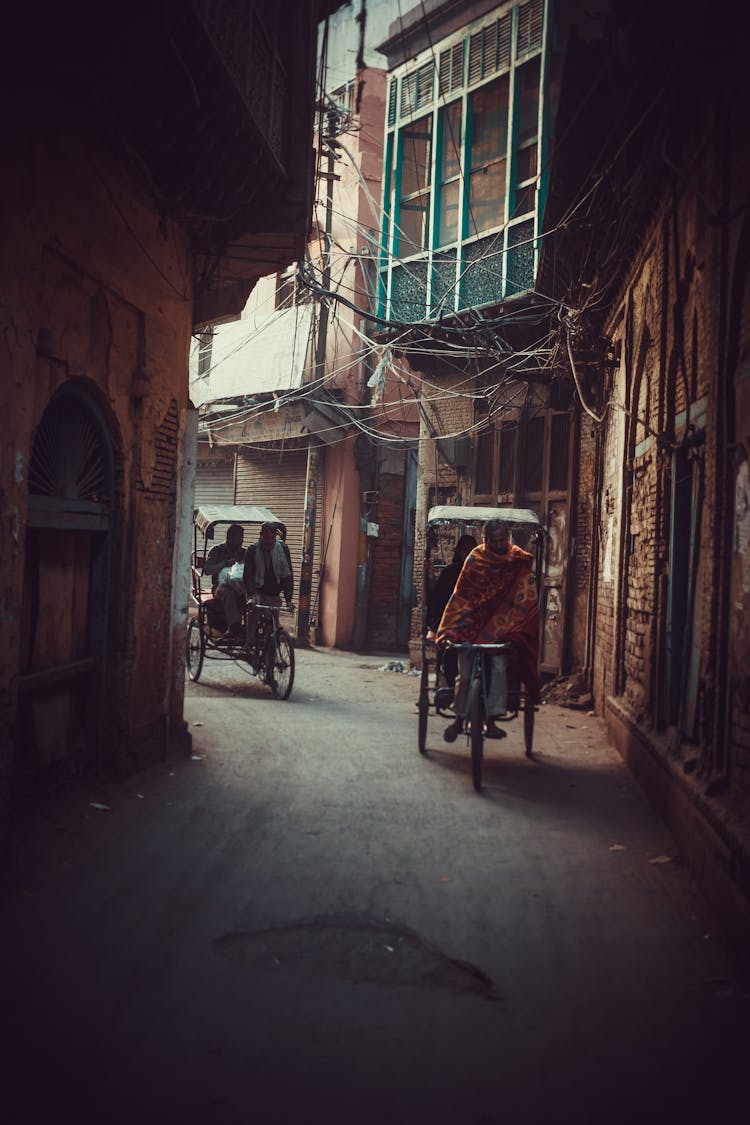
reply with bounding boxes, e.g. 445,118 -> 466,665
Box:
17,384 -> 115,791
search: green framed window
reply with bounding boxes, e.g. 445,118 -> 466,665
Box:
381,0 -> 546,322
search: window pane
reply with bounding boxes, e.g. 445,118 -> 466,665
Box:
399,194 -> 430,256
438,180 -> 460,245
521,415 -> 544,493
400,118 -> 432,196
516,59 -> 539,145
475,429 -> 495,494
469,159 -> 506,233
549,414 -> 570,490
470,77 -> 509,170
440,101 -> 463,181
514,182 -> 535,215
515,144 -> 537,183
498,422 -> 518,493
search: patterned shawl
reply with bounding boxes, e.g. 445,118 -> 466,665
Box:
436,543 -> 540,698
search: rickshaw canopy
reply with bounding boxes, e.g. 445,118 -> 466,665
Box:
427,505 -> 541,529
194,504 -> 282,537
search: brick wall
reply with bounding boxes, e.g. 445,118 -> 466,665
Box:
367,470 -> 407,650
568,416 -> 597,671
593,102 -> 750,815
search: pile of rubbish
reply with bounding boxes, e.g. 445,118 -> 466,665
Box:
378,660 -> 419,676
540,672 -> 593,710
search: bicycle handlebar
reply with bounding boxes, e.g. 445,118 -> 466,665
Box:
443,640 -> 514,652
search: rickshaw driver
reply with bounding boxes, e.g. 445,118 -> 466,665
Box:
243,522 -> 295,647
436,519 -> 541,742
204,523 -> 247,638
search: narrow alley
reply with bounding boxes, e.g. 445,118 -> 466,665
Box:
2,647 -> 746,1124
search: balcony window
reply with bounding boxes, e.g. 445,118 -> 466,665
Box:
468,77 -> 509,237
398,117 -> 432,257
513,58 -> 540,218
380,0 -> 547,322
438,100 -> 462,246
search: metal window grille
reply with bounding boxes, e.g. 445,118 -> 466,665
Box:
468,13 -> 512,85
438,41 -> 464,94
400,62 -> 434,117
517,0 -> 543,56
390,260 -> 429,321
387,78 -> 398,126
506,219 -> 535,295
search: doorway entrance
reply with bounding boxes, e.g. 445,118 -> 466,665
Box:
17,385 -> 115,791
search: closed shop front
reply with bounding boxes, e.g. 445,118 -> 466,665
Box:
194,449 -> 235,507
236,443 -> 325,636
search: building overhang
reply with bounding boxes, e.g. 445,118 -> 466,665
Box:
198,391 -> 354,448
376,0 -> 504,67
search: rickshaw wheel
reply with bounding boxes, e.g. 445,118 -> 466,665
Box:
186,617 -> 205,682
417,662 -> 429,754
266,630 -> 295,699
469,677 -> 484,791
524,691 -> 535,756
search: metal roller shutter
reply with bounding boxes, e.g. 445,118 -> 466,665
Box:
235,446 -> 324,636
194,455 -> 234,506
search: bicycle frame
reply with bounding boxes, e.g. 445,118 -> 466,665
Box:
444,641 -> 513,791
186,506 -> 295,698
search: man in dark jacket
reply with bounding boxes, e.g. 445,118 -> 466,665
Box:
243,522 -> 295,645
204,523 -> 246,637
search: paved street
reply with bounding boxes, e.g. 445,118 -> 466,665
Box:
2,646 -> 748,1124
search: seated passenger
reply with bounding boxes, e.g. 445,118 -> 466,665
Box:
204,523 -> 246,638
426,534 -> 477,701
436,519 -> 540,742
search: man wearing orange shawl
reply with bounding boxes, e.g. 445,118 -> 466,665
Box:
436,519 -> 540,742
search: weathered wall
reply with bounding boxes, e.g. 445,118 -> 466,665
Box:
592,96 -> 750,887
367,455 -> 408,651
568,415 -> 598,674
1,111 -> 193,820
318,436 -> 361,648
408,371 -> 474,665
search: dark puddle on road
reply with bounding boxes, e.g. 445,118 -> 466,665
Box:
213,916 -> 498,1001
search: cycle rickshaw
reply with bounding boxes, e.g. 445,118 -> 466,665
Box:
417,505 -> 544,790
186,504 -> 295,699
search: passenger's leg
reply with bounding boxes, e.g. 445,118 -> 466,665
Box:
443,646 -> 458,688
216,584 -> 241,631
487,652 -> 508,716
444,649 -> 472,742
